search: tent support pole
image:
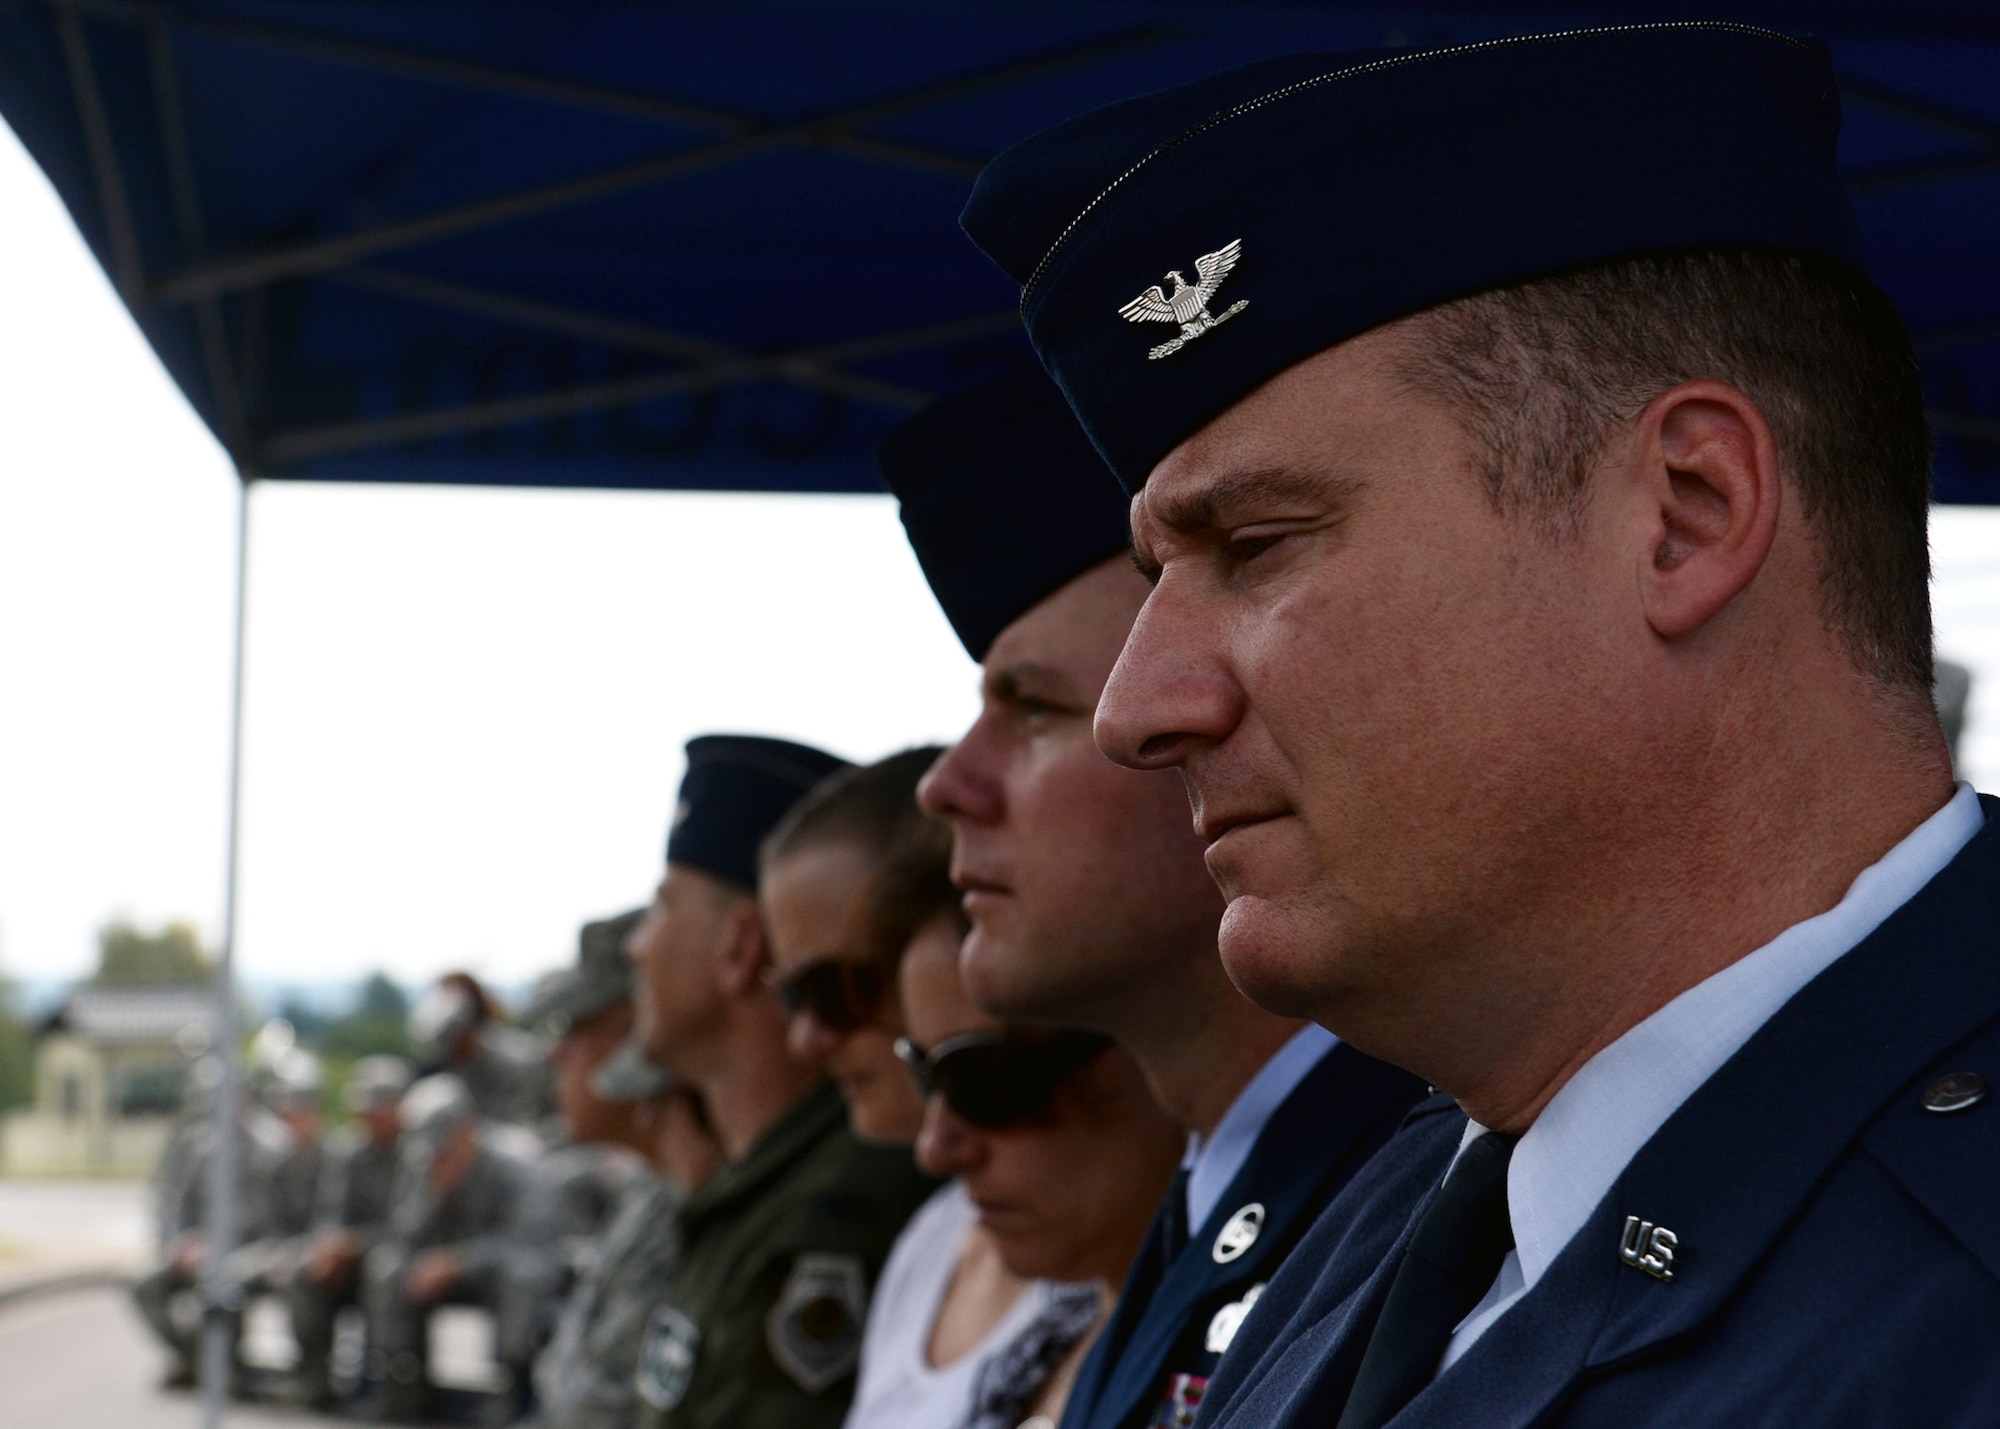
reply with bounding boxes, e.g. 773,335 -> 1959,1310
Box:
199,473 -> 253,1429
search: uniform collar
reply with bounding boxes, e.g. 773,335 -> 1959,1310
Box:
1184,1024 -> 1340,1233
1071,1042 -> 1423,1429
1492,783 -> 1983,1307
680,1080 -> 846,1227
1412,793 -> 2000,1424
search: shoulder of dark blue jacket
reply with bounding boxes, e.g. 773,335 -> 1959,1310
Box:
1860,1017 -> 2000,1285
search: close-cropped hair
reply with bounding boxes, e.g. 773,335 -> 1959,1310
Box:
845,810 -> 964,973
1393,248 -> 1935,696
759,744 -> 943,873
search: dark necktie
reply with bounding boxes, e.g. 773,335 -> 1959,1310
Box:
1336,1130 -> 1520,1429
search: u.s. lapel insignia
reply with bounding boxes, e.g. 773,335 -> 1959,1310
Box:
1211,1201 -> 1265,1263
1119,239 -> 1249,360
1619,1215 -> 1679,1281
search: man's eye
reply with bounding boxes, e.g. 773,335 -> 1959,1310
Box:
1226,533 -> 1284,563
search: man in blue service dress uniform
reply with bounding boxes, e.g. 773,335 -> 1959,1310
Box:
959,21 -> 1999,1428
880,371 -> 1425,1429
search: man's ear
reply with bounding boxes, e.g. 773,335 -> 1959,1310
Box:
714,896 -> 770,999
1630,380 -> 1782,641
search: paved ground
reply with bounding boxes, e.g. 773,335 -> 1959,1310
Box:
0,1178 -> 338,1426
0,1177 -> 504,1425
0,1176 -> 150,1295
0,1283 -> 345,1428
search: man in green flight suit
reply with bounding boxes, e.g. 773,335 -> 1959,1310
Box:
625,734 -> 936,1429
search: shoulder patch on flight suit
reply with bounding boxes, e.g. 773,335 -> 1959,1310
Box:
766,1252 -> 866,1393
636,1305 -> 701,1411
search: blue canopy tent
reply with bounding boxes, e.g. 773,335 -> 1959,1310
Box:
1,3 -> 1995,1419
4,1 -> 1999,498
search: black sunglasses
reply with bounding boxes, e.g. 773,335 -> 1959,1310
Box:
893,1030 -> 1112,1129
765,956 -> 892,1034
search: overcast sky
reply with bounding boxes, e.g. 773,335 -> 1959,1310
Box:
3,118 -> 1997,1002
0,119 -> 978,997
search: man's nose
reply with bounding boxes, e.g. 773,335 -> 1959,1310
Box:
916,724 -> 1002,826
1094,577 -> 1241,771
623,914 -> 655,967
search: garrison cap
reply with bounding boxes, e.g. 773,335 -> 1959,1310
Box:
961,22 -> 1863,491
880,370 -> 1132,661
669,735 -> 850,892
526,907 -> 647,1033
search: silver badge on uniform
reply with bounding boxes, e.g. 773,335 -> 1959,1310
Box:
766,1253 -> 867,1393
1205,1281 -> 1266,1355
636,1305 -> 701,1411
1618,1215 -> 1679,1281
1118,238 -> 1249,360
1211,1202 -> 1265,1264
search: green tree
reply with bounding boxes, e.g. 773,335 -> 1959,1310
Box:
321,973 -> 412,1060
0,970 -> 32,1111
91,919 -> 213,985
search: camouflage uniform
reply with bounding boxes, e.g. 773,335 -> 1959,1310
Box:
454,1022 -> 555,1126
130,1108 -> 285,1377
212,1122 -> 324,1305
529,1173 -> 689,1429
515,1141 -> 649,1365
362,1117 -> 545,1411
282,1124 -> 401,1397
411,980 -> 554,1126
634,1083 -> 935,1429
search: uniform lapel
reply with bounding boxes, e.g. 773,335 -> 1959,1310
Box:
1386,1202 -> 1616,1429
1089,1043 -> 1422,1427
1065,1195 -> 1173,1427
1195,1104 -> 1464,1429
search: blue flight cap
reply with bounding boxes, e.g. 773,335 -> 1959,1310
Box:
668,735 -> 850,891
961,22 -> 1864,492
880,370 -> 1133,661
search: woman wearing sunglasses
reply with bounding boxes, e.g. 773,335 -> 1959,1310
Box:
895,902 -> 1183,1429
761,749 -> 942,1148
763,756 -> 1055,1429
762,762 -> 1180,1429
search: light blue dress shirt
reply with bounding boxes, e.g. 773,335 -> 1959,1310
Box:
1183,1023 -> 1341,1235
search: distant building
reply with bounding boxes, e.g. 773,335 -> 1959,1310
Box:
0,984 -> 215,1176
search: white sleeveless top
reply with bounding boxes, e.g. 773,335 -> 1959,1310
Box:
843,1182 -> 1063,1429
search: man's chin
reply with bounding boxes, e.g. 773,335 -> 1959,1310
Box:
1216,893 -> 1333,1020
958,925 -> 1042,1020
959,923 -> 1103,1027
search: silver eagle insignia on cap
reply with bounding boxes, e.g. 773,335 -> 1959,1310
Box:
1119,239 -> 1248,359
